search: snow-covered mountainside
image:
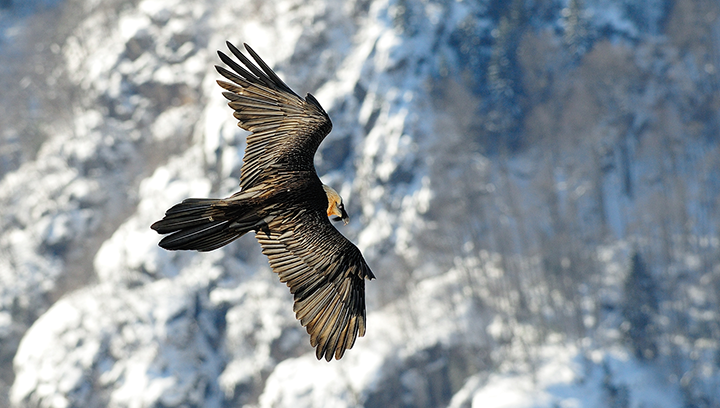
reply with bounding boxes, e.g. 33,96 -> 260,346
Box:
1,0 -> 719,406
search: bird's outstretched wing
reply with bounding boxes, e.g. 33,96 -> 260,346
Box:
216,42 -> 332,190
256,209 -> 375,361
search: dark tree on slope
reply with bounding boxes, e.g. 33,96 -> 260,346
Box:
563,0 -> 592,58
621,251 -> 659,360
484,0 -> 525,153
602,360 -> 630,408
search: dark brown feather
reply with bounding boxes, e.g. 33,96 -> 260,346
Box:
256,209 -> 373,361
215,43 -> 332,190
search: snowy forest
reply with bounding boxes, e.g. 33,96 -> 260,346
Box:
0,0 -> 719,406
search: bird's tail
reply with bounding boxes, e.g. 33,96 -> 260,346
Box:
151,198 -> 261,252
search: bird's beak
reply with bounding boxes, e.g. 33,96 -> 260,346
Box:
332,207 -> 350,225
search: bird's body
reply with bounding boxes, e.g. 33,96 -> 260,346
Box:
151,42 -> 374,361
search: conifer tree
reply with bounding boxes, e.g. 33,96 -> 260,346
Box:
622,251 -> 659,360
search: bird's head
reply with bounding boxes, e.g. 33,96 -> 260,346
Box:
323,184 -> 349,225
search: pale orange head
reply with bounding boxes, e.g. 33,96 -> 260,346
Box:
323,184 -> 349,225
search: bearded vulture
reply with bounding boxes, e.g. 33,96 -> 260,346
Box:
151,42 -> 375,361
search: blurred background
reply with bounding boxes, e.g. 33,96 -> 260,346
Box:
1,0 -> 719,406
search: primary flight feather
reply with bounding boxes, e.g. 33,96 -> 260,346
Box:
151,42 -> 375,361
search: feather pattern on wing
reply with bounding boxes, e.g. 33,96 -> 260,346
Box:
256,210 -> 374,361
216,42 -> 333,190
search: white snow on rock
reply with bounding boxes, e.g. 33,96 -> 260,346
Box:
11,264 -> 227,408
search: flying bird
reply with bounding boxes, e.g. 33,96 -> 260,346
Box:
151,42 -> 375,361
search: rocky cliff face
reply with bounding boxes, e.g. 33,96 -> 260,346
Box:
1,0 -> 719,406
